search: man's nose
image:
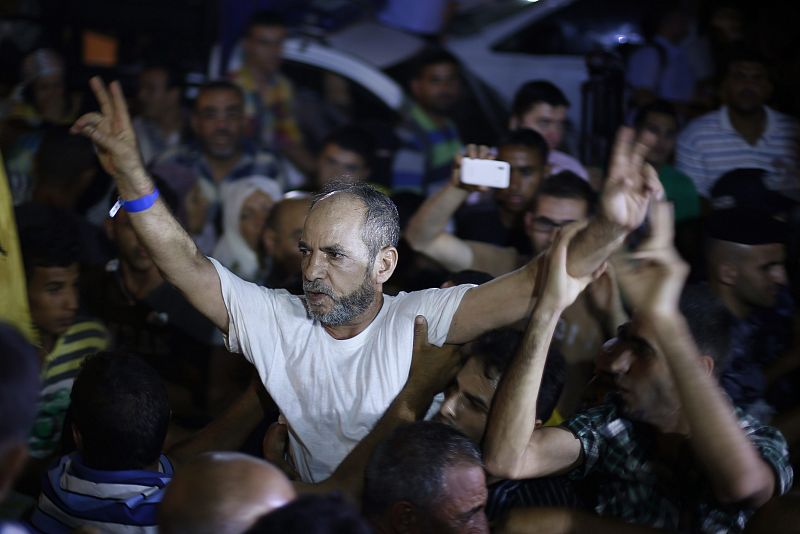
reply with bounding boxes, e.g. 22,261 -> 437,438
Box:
303,251 -> 326,281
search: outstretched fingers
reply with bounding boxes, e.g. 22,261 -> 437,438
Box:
608,127 -> 635,185
413,315 -> 429,351
89,76 -> 114,120
110,80 -> 133,132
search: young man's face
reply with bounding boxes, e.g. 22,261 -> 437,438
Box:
723,61 -> 772,115
515,103 -> 567,150
244,24 -> 287,76
637,111 -> 678,167
263,198 -> 310,278
436,356 -> 497,445
411,62 -> 461,116
192,89 -> 245,160
595,321 -> 677,425
525,194 -> 589,254
493,145 -> 547,216
731,243 -> 787,310
28,263 -> 80,338
137,68 -> 177,120
317,143 -> 370,187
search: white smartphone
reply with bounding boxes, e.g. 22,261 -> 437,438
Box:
461,157 -> 510,189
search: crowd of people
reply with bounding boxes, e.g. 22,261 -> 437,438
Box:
1,4 -> 799,533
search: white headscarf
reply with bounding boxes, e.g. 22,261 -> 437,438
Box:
212,176 -> 282,281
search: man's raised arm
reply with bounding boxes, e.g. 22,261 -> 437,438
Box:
404,144 -> 518,276
483,222 -> 596,480
72,77 -> 228,331
447,128 -> 662,344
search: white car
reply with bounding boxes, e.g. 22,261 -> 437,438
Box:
327,0 -> 651,146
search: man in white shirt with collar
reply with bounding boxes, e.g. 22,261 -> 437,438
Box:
627,7 -> 695,112
676,51 -> 799,198
71,78 -> 663,483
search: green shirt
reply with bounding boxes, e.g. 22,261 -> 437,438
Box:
658,164 -> 700,222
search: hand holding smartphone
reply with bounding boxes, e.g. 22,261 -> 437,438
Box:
460,157 -> 511,189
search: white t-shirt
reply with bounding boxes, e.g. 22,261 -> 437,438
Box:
210,258 -> 473,482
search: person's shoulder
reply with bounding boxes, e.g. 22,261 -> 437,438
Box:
679,109 -> 723,142
767,107 -> 800,131
152,143 -> 199,168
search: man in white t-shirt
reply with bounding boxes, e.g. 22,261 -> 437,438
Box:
72,78 -> 663,482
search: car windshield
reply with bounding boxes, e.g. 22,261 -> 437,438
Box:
448,0 -> 537,37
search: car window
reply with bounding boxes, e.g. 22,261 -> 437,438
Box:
492,0 -> 648,56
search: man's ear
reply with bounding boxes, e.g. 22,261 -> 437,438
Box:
409,79 -> 422,100
374,246 -> 399,285
72,423 -> 83,451
718,262 -> 738,286
700,355 -> 714,376
389,501 -> 417,533
262,227 -> 276,256
523,211 -> 535,237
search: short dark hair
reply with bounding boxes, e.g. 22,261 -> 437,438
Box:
363,421 -> 482,517
321,125 -> 376,171
141,62 -> 184,91
245,494 -> 371,534
70,351 -> 170,470
312,181 -> 400,262
0,323 -> 40,446
679,284 -> 734,375
411,47 -> 460,80
724,46 -> 769,76
245,10 -> 287,35
531,171 -> 597,216
195,80 -> 244,109
34,126 -> 96,188
633,99 -> 679,129
469,329 -> 565,422
16,203 -> 80,280
512,80 -> 570,118
498,128 -> 550,164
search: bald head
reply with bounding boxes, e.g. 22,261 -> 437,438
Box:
159,452 -> 296,534
707,238 -> 787,315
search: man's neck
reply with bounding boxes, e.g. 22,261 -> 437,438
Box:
206,153 -> 242,184
323,293 -> 385,340
727,106 -> 767,146
418,105 -> 449,129
153,108 -> 183,138
38,331 -> 57,357
120,260 -> 164,301
709,281 -> 750,319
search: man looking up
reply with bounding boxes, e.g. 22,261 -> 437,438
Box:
483,204 -> 792,532
229,11 -> 316,176
676,50 -> 799,198
392,47 -> 462,194
71,77 -> 661,482
510,80 -> 588,180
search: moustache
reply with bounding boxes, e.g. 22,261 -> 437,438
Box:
303,280 -> 336,299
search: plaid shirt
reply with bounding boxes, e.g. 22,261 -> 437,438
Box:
230,66 -> 303,152
563,401 -> 793,533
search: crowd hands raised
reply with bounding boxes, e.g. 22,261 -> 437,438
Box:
2,6 -> 800,534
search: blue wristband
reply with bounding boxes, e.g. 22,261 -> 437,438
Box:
109,188 -> 159,217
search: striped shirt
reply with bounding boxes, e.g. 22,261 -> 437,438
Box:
31,453 -> 174,533
676,106 -> 799,197
28,319 -> 109,459
392,102 -> 461,195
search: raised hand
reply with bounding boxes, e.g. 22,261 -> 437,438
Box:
538,220 -> 604,312
71,77 -> 145,183
611,201 -> 689,316
450,143 -> 494,192
600,127 -> 663,232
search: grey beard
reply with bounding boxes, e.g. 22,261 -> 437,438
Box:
303,274 -> 376,326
